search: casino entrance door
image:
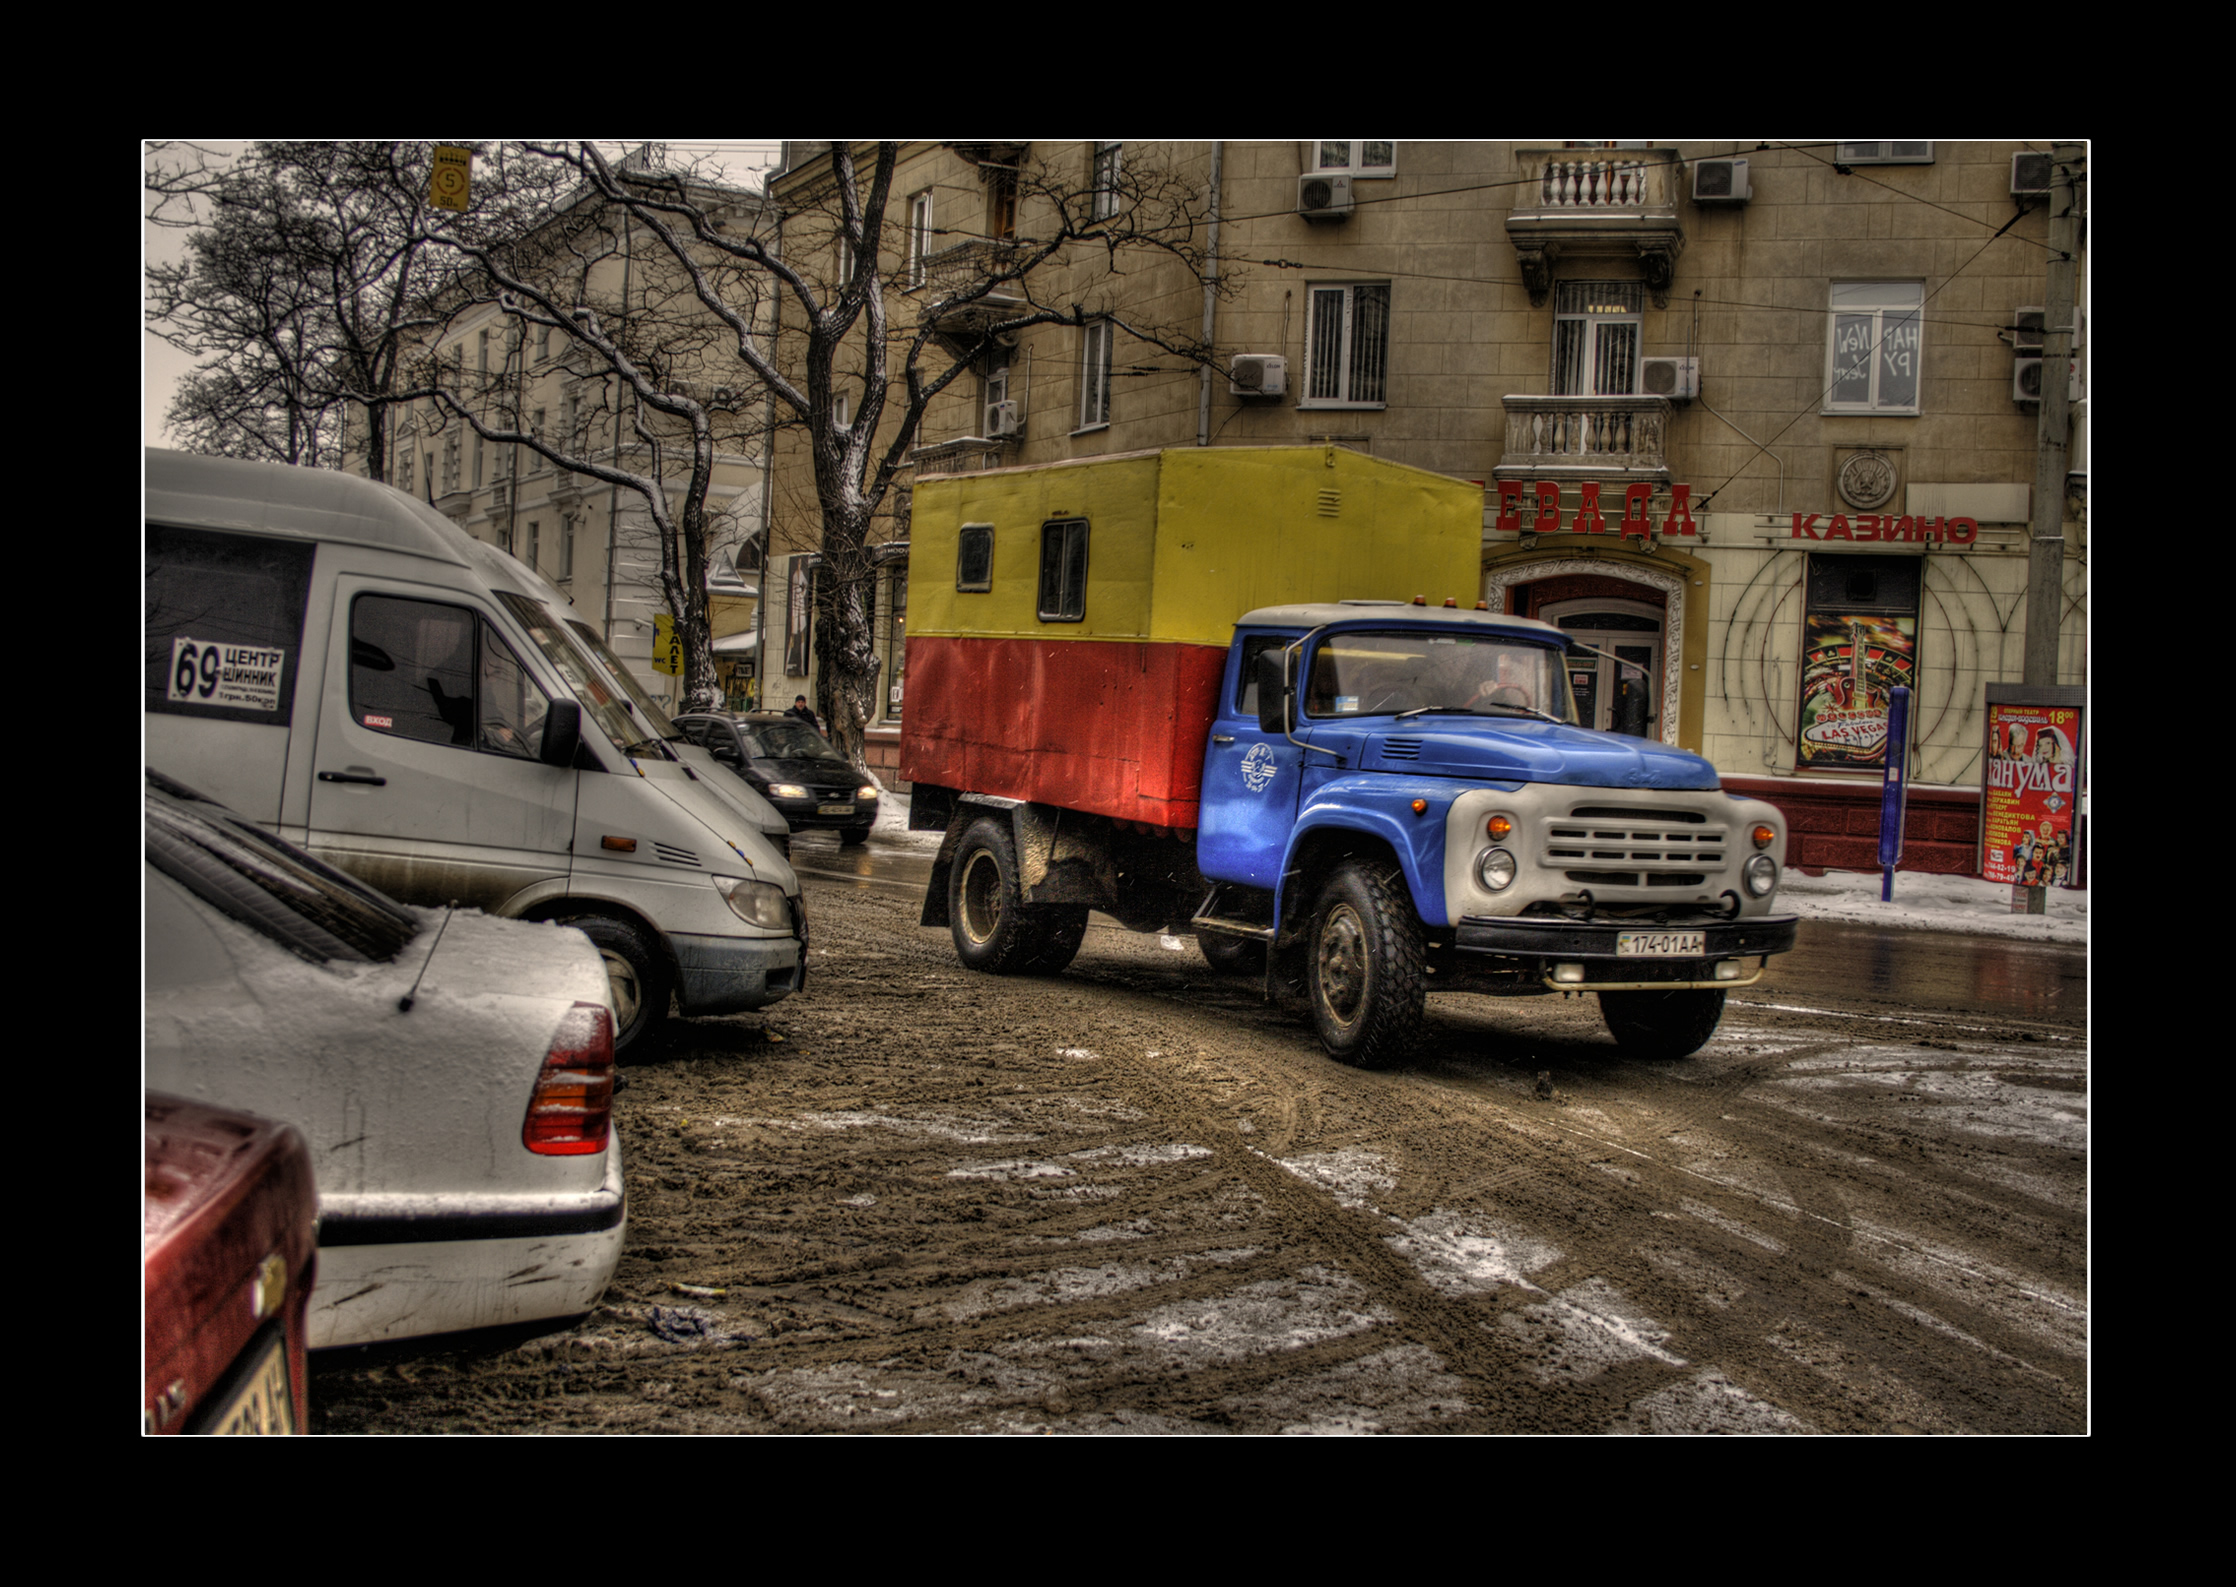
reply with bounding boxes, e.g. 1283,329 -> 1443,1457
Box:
1539,599 -> 1664,740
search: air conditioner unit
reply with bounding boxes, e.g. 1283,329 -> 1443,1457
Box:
1640,356 -> 1698,402
2012,357 -> 2083,404
986,399 -> 1023,438
1229,354 -> 1288,397
2011,151 -> 2053,196
1692,157 -> 1751,204
2011,307 -> 2046,354
1298,172 -> 1353,222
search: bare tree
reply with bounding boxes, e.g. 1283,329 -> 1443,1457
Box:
510,140 -> 1227,762
147,141 -> 563,481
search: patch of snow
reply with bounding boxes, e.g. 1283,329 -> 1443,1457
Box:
1272,1147 -> 1397,1209
1609,1368 -> 1809,1434
1778,866 -> 2086,944
1499,1277 -> 1687,1383
1133,1266 -> 1390,1363
1384,1211 -> 1563,1296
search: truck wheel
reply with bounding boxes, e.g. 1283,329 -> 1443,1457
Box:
1306,860 -> 1427,1069
560,914 -> 672,1058
1599,987 -> 1726,1060
949,817 -> 1081,975
1199,934 -> 1266,975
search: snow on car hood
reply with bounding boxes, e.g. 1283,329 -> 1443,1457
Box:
145,866 -> 614,1202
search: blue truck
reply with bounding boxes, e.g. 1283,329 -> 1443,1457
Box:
902,449 -> 1797,1068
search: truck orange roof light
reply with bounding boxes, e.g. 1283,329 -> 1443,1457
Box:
1443,597 -> 1457,607
1411,594 -> 1426,605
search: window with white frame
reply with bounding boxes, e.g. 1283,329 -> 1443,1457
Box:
1553,281 -> 1643,396
1825,282 -> 1924,414
1091,142 -> 1123,220
525,520 -> 540,572
1079,320 -> 1113,430
908,189 -> 934,287
1311,141 -> 1395,177
559,514 -> 575,580
1302,283 -> 1390,407
1836,141 -> 1934,165
472,435 -> 485,488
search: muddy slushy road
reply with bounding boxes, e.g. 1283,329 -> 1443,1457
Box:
312,854 -> 2087,1435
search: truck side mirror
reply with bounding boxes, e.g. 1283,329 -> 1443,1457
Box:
1255,649 -> 1290,735
538,699 -> 583,767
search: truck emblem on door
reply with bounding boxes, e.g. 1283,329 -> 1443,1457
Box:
1241,742 -> 1279,792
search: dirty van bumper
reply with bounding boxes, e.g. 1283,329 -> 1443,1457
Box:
671,931 -> 804,1014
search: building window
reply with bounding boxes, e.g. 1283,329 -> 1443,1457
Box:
987,162 -> 1019,239
1079,319 -> 1114,430
1090,142 -> 1123,220
396,445 -> 414,496
559,514 -> 574,580
530,409 -> 546,463
1302,283 -> 1390,407
1312,141 -> 1395,177
885,565 -> 907,721
1836,141 -> 1933,165
1553,280 -> 1643,396
472,435 -> 485,487
1038,518 -> 1088,622
526,521 -> 540,573
537,324 -> 552,359
477,329 -> 489,375
908,189 -> 934,287
1825,282 -> 1924,414
957,524 -> 994,591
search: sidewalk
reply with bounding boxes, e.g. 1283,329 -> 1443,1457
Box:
870,794 -> 2087,947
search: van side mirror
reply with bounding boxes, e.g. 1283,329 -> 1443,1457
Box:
538,699 -> 582,767
1255,649 -> 1290,735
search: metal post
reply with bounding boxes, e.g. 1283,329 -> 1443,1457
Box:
2023,143 -> 2084,688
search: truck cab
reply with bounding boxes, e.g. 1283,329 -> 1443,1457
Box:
1192,601 -> 1796,1065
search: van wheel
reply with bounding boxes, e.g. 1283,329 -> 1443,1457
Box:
1599,988 -> 1725,1060
561,914 -> 672,1057
1306,860 -> 1426,1069
839,824 -> 872,847
949,817 -> 1081,975
1199,934 -> 1267,975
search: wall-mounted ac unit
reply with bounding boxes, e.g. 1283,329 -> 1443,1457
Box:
1692,157 -> 1750,204
2012,357 -> 2083,404
2011,307 -> 2046,354
2011,151 -> 2053,196
1229,354 -> 1287,397
1298,172 -> 1352,222
986,399 -> 1023,437
1640,356 -> 1698,402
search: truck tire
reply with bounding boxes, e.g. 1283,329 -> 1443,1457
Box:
1306,860 -> 1427,1069
559,913 -> 672,1058
949,817 -> 1083,976
1599,987 -> 1725,1060
1198,934 -> 1266,975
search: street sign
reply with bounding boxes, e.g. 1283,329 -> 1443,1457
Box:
430,146 -> 471,213
653,613 -> 682,676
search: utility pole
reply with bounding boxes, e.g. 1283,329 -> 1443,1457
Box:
2024,142 -> 2084,687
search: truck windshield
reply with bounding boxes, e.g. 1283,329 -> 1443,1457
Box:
493,592 -> 647,753
1306,631 -> 1572,722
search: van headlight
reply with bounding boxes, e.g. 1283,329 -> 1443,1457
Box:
1477,847 -> 1517,892
1743,853 -> 1778,898
715,874 -> 792,929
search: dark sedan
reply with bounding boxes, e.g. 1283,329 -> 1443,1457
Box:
676,712 -> 880,845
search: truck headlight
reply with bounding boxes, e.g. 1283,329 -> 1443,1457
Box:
1743,853 -> 1777,898
1476,847 -> 1517,892
715,874 -> 793,930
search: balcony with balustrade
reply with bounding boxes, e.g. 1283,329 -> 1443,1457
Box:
1505,148 -> 1685,306
1491,394 -> 1673,484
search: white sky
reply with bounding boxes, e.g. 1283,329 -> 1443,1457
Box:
143,141 -> 782,450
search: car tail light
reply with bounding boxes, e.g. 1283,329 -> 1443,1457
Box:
522,1002 -> 615,1156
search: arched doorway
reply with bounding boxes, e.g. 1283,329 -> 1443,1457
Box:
1539,598 -> 1663,738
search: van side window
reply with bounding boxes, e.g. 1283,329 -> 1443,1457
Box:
350,595 -> 550,758
956,524 -> 993,592
1037,518 -> 1088,622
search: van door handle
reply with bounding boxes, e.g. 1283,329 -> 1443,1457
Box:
318,769 -> 388,786
1211,735 -> 1235,745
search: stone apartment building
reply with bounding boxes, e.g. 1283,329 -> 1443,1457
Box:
755,140 -> 2088,873
350,161 -> 774,716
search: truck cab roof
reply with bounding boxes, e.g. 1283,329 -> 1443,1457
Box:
1236,602 -> 1568,644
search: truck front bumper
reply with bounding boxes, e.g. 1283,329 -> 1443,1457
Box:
1454,913 -> 1798,990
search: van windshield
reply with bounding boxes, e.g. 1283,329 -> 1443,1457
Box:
563,619 -> 681,743
493,592 -> 648,754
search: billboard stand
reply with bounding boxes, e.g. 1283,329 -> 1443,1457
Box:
1980,684 -> 2086,914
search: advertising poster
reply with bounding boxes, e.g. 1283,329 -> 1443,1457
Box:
1795,612 -> 1917,770
1982,700 -> 2083,887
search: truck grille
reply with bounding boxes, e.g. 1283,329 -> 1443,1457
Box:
1543,803 -> 1727,887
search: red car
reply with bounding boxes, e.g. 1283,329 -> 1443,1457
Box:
144,1095 -> 318,1434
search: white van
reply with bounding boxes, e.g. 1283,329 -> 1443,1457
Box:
144,449 -> 806,1052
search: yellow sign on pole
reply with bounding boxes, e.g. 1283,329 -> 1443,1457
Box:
653,614 -> 683,676
430,146 -> 472,213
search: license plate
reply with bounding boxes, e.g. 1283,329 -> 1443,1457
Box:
816,803 -> 855,816
211,1333 -> 296,1435
1616,930 -> 1705,957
